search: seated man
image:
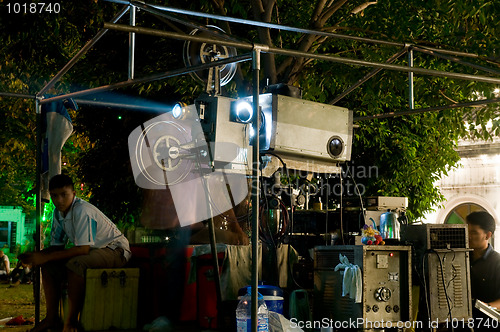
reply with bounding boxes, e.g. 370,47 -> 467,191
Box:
0,250 -> 10,282
20,174 -> 131,332
9,260 -> 32,285
466,211 -> 500,321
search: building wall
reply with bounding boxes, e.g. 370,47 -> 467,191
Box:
0,206 -> 26,251
424,138 -> 500,249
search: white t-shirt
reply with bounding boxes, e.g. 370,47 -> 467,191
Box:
50,197 -> 131,261
0,254 -> 9,274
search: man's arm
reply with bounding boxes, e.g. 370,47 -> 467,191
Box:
19,245 -> 90,266
488,298 -> 500,309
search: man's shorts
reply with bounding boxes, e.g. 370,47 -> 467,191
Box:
43,247 -> 127,279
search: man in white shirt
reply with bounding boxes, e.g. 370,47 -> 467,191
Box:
0,250 -> 10,281
20,174 -> 131,332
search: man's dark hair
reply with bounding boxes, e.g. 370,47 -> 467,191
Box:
466,211 -> 496,234
49,174 -> 74,191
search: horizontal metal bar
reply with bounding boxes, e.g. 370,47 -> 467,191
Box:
130,0 -> 403,48
104,22 -> 254,50
104,0 -> 485,59
105,23 -> 500,85
354,98 -> 500,121
0,92 -> 37,99
415,45 -> 480,59
37,6 -> 130,97
267,46 -> 500,85
40,53 -> 252,104
413,46 -> 500,75
131,0 -> 245,44
106,23 -> 500,85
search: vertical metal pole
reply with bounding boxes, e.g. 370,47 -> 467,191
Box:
251,48 -> 261,332
34,98 -> 42,324
128,5 -> 136,80
408,48 -> 414,110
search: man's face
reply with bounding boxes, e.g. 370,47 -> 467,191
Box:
50,186 -> 75,215
468,223 -> 491,250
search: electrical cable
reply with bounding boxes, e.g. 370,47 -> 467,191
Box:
261,152 -> 306,289
446,250 -> 458,291
339,172 -> 344,244
346,162 -> 367,228
258,165 -> 275,248
422,253 -> 432,327
431,249 -> 454,332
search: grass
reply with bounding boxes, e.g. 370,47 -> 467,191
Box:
0,283 -> 46,332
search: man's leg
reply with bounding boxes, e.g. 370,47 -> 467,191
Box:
63,269 -> 85,332
30,265 -> 62,332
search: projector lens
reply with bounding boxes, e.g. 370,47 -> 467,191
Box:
172,103 -> 184,119
327,136 -> 344,158
235,101 -> 253,123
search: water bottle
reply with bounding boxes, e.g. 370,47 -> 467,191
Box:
236,287 -> 269,332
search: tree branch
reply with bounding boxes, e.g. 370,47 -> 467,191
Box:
280,2 -> 348,84
318,0 -> 350,26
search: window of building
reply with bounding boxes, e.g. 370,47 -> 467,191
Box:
444,203 -> 486,224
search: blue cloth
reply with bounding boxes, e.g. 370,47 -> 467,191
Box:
41,96 -> 77,173
334,254 -> 362,303
40,95 -> 77,201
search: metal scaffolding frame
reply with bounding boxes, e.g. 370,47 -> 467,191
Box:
1,1 -> 500,330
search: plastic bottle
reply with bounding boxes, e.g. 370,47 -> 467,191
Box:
236,287 -> 269,332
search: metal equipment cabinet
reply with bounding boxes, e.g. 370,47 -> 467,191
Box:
314,245 -> 412,329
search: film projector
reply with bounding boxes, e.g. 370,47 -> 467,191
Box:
128,25 -> 354,226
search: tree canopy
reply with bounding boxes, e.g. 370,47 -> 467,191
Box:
1,0 -> 499,223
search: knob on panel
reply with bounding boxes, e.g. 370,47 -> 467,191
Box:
374,287 -> 392,302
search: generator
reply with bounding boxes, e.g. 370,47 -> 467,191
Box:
401,224 -> 473,322
314,245 -> 412,329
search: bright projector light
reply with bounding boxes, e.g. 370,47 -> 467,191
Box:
172,102 -> 186,119
235,101 -> 253,123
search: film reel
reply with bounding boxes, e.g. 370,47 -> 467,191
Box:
135,120 -> 194,187
183,25 -> 237,87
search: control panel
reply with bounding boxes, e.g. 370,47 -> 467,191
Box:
364,250 -> 404,322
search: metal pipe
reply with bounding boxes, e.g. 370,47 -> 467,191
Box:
408,48 -> 414,110
131,0 -> 245,44
267,46 -> 500,85
132,0 -> 402,47
415,45 -> 480,59
329,47 -> 408,104
128,5 -> 136,80
40,53 -> 252,104
206,217 -> 222,328
34,98 -> 42,325
413,46 -> 500,75
0,92 -> 37,99
37,6 -> 130,97
251,48 -> 261,332
354,97 -> 500,121
104,23 -> 254,50
104,0 -> 485,59
104,23 -> 500,85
